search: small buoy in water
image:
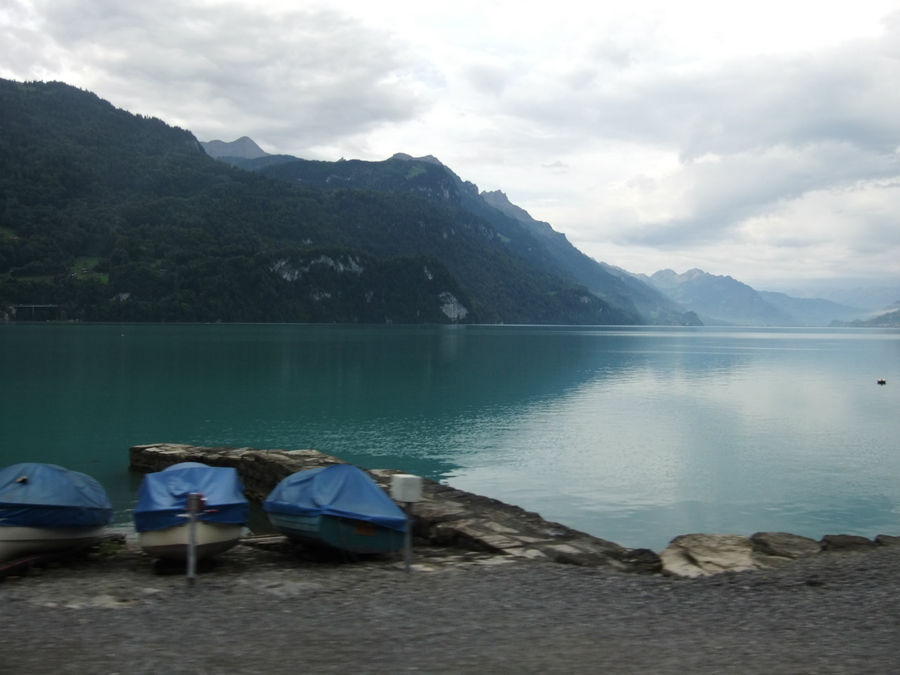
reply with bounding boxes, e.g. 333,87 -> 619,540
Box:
877,378 -> 886,385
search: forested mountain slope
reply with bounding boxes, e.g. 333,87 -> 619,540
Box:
0,79 -> 636,324
225,151 -> 696,325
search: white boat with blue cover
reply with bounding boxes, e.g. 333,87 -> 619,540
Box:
0,462 -> 113,562
264,464 -> 407,554
134,462 -> 248,560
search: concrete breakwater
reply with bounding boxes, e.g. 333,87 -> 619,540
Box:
129,443 -> 899,577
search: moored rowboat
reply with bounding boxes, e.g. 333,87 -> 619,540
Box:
136,521 -> 246,561
0,462 -> 112,562
134,462 -> 248,560
264,464 -> 407,554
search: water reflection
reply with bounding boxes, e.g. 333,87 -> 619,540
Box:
1,323 -> 898,548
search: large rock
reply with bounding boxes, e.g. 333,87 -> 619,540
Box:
661,530 -> 879,577
660,532 -> 823,577
129,443 -> 662,574
660,534 -> 760,578
750,531 -> 821,559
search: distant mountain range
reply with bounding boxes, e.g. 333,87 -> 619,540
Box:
202,137 -> 895,326
646,269 -> 869,326
0,78 -> 893,326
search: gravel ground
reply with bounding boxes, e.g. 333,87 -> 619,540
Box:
2,536 -> 899,675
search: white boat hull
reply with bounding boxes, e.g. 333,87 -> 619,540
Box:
138,521 -> 243,560
0,525 -> 107,562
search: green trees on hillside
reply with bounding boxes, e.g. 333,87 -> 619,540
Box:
0,78 -> 631,324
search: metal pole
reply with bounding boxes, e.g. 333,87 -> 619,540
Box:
403,502 -> 413,573
187,493 -> 199,585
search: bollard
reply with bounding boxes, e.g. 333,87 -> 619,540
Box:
185,492 -> 203,585
390,474 -> 423,573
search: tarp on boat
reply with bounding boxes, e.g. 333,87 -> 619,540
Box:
134,462 -> 248,532
263,464 -> 407,532
0,462 -> 113,528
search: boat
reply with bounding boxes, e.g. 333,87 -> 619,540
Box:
134,462 -> 248,560
263,464 -> 408,554
0,462 -> 113,562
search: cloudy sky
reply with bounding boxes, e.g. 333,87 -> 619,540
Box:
3,0 -> 900,291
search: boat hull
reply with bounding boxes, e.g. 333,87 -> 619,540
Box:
267,512 -> 404,554
0,525 -> 107,562
138,522 -> 243,560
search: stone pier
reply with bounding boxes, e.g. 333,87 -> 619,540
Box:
131,443 -> 899,577
129,443 -> 662,574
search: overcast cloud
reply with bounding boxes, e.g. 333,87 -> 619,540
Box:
3,0 -> 900,291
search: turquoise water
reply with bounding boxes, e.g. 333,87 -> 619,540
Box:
1,323 -> 898,551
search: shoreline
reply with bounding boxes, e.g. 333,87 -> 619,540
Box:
3,530 -> 898,673
4,442 -> 898,672
129,442 -> 900,577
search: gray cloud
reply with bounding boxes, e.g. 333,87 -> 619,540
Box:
503,23 -> 900,157
9,0 -> 431,152
468,14 -> 900,270
3,1 -> 899,286
620,141 -> 900,247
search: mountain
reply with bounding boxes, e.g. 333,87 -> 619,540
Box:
222,150 -> 698,325
479,191 -> 699,325
648,269 -> 788,325
201,136 -> 269,160
647,269 -> 864,326
229,149 -> 642,324
0,78 -> 637,325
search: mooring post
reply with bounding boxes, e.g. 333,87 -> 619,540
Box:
403,502 -> 413,573
185,492 -> 202,585
390,474 -> 423,574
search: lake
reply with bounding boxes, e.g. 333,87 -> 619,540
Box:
1,323 -> 898,552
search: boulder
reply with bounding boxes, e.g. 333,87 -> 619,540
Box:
660,534 -> 759,578
750,531 -> 821,559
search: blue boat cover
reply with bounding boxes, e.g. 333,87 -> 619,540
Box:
0,462 -> 113,528
134,462 -> 248,533
263,464 -> 407,532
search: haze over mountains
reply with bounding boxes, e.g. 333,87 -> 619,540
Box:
0,78 -> 895,326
